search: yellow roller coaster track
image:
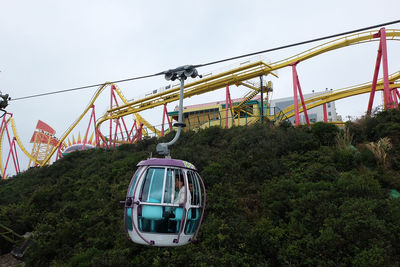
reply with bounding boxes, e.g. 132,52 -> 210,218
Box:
96,29 -> 400,127
19,28 -> 400,167
278,71 -> 400,120
112,84 -> 158,137
38,83 -> 122,167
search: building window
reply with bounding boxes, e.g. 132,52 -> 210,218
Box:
328,112 -> 332,116
327,103 -> 331,108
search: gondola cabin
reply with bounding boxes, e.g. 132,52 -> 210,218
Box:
61,143 -> 95,157
124,158 -> 206,246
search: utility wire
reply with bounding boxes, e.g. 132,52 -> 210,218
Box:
11,19 -> 400,101
11,73 -> 163,101
195,19 -> 400,68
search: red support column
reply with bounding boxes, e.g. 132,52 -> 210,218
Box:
131,122 -> 143,144
113,118 -> 124,148
97,131 -> 108,148
137,123 -> 144,142
367,42 -> 382,114
109,85 -> 131,144
56,143 -> 63,160
4,119 -> 19,176
380,28 -> 394,109
12,138 -> 20,174
367,28 -> 394,114
290,62 -> 309,126
291,64 -> 300,126
0,114 -> 20,179
129,120 -> 137,139
295,73 -> 310,125
0,117 -> 7,179
4,142 -> 13,177
395,88 -> 400,103
119,117 -> 130,143
225,85 -> 233,129
82,105 -> 96,150
109,86 -> 114,148
161,104 -> 172,137
392,88 -> 399,106
323,103 -> 328,123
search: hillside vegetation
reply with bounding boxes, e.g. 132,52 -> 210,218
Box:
1,109 -> 400,266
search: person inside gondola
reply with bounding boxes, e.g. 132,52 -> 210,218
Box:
174,175 -> 187,205
188,182 -> 193,203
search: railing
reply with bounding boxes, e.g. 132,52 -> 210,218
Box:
0,223 -> 23,244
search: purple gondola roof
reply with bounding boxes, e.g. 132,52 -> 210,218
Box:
137,157 -> 197,171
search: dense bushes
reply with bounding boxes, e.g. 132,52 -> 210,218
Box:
0,109 -> 400,265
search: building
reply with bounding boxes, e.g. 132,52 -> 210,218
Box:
168,90 -> 341,131
269,90 -> 341,124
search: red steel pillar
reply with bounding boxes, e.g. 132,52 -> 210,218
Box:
393,89 -> 399,106
392,87 -> 400,106
110,85 -> 114,147
225,85 -> 233,129
56,143 -> 63,161
129,120 -> 138,140
290,62 -> 310,126
323,103 -> 328,123
0,114 -> 20,179
380,28 -> 394,109
82,105 -> 96,150
161,104 -> 172,137
367,28 -> 394,114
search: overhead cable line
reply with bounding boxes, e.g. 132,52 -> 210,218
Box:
195,19 -> 400,68
11,19 -> 400,101
11,73 -> 163,101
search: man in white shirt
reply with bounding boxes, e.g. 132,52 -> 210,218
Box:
173,176 -> 191,205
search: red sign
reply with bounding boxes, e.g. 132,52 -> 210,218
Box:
30,131 -> 58,146
35,120 -> 56,135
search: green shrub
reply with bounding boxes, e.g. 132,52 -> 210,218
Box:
311,122 -> 339,146
1,110 -> 400,265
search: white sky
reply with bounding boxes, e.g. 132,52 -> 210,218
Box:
0,0 -> 399,174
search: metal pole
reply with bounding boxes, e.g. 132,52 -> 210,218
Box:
156,78 -> 185,156
260,75 -> 263,123
156,65 -> 201,156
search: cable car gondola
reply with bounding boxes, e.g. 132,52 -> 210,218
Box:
123,66 -> 206,246
124,158 -> 206,246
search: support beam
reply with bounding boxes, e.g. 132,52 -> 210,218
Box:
225,85 -> 233,129
368,28 -> 394,114
161,104 -> 172,137
82,105 -> 96,149
392,88 -> 399,106
323,103 -> 328,123
260,75 -> 264,123
291,65 -> 300,126
380,28 -> 395,109
290,62 -> 310,126
0,115 -> 20,179
367,39 -> 382,115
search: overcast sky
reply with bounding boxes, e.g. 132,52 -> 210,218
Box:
1,0 -> 399,174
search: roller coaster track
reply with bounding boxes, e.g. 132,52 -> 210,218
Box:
2,28 -> 399,170
278,71 -> 400,120
96,29 -> 400,128
0,82 -> 111,174
39,82 -> 157,166
111,84 -> 158,137
0,117 -> 40,177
